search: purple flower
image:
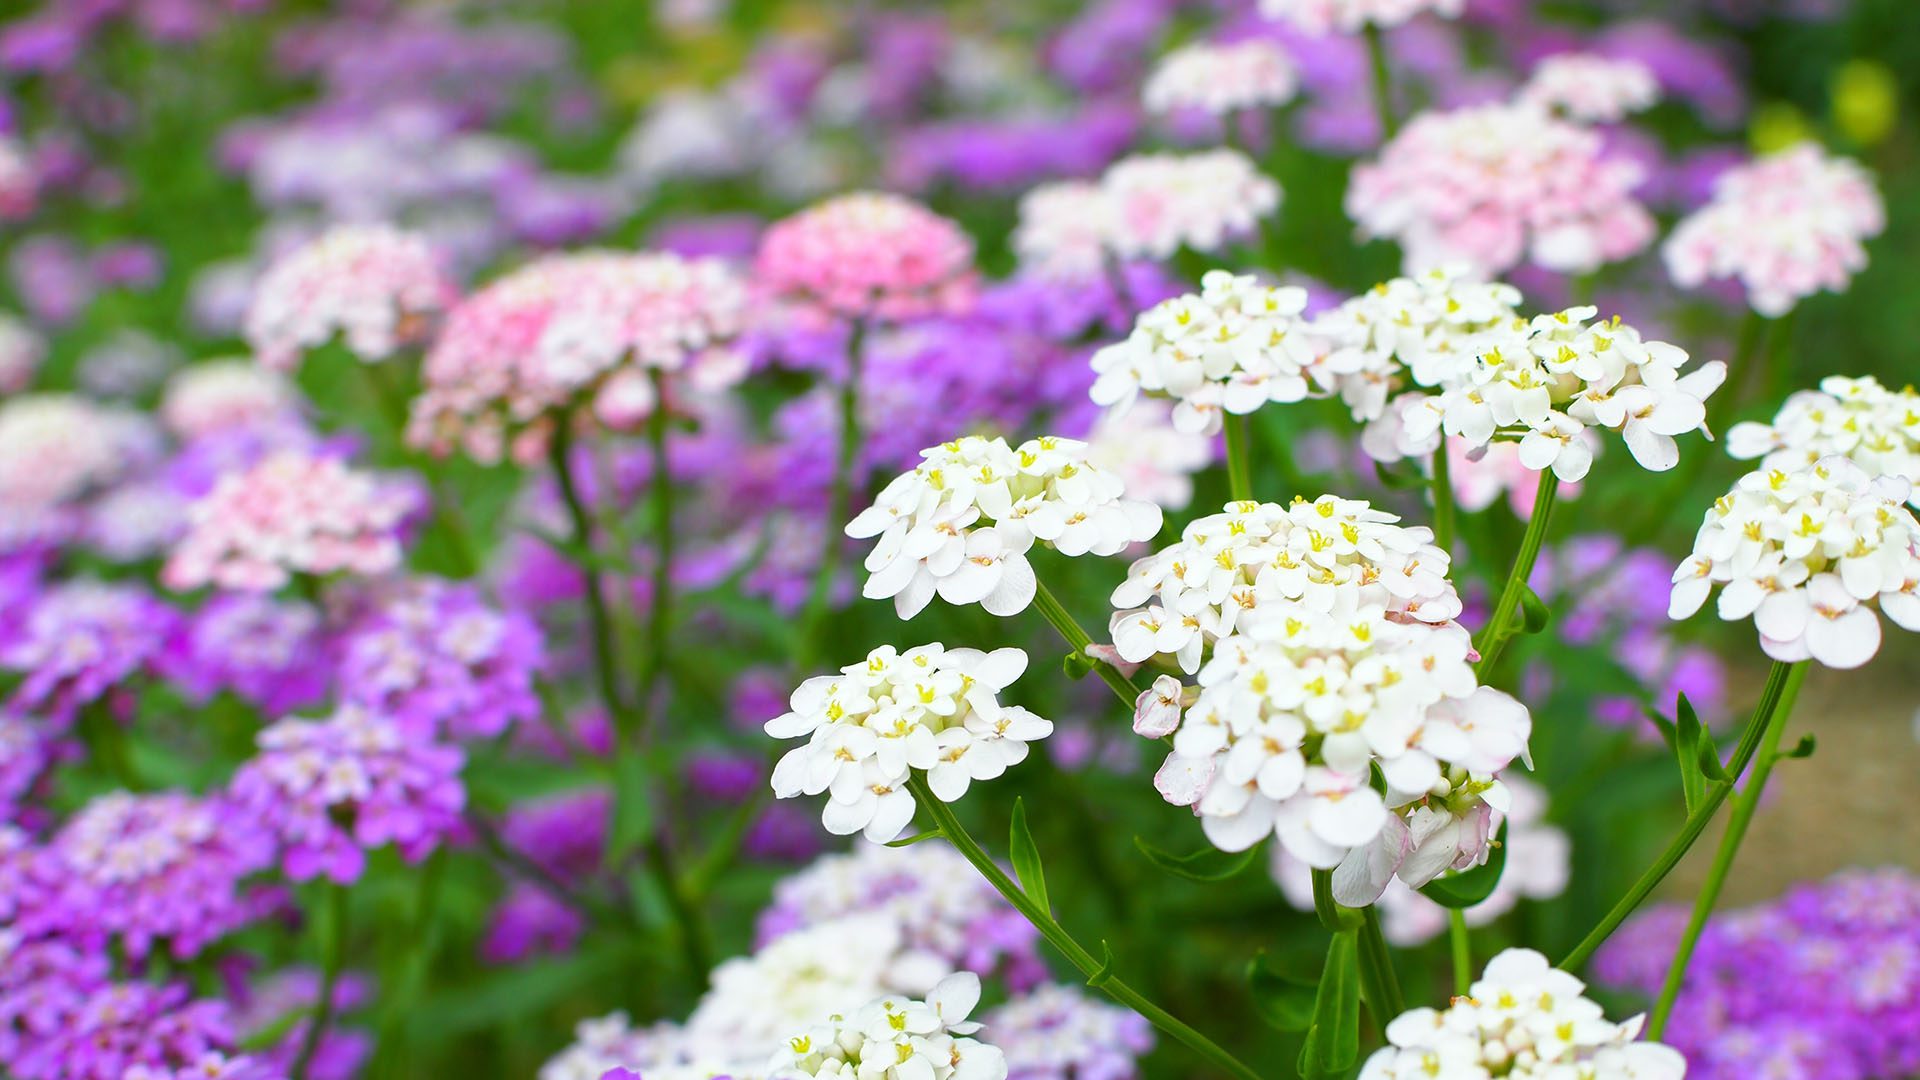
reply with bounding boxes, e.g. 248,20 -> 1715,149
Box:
0,929 -> 113,1067
0,717 -> 55,824
6,981 -> 237,1080
0,580 -> 182,724
165,594 -> 331,715
481,882 -> 585,965
500,788 -> 609,880
230,705 -> 466,884
230,968 -> 370,1080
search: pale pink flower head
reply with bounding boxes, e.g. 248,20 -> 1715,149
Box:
244,223 -> 459,373
1347,102 -> 1655,277
1663,144 -> 1885,317
1144,39 -> 1299,116
1520,53 -> 1661,124
0,395 -> 131,511
162,451 -> 420,592
1259,0 -> 1463,34
1012,181 -> 1117,282
755,192 -> 976,324
407,251 -> 749,465
1447,438 -> 1583,518
159,361 -> 299,440
1100,149 -> 1281,261
0,314 -> 45,393
0,136 -> 35,221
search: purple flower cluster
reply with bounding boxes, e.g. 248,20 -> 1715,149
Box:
230,705 -> 466,883
0,579 -> 181,724
6,981 -> 242,1080
168,593 -> 331,714
1597,867 -> 1920,1080
481,788 -> 607,963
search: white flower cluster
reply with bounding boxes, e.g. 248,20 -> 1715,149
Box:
767,644 -> 1052,843
0,313 -> 44,394
1520,53 -> 1660,123
769,973 -> 1006,1080
1670,457 -> 1920,669
1110,495 -> 1462,677
1153,598 -> 1531,879
1143,40 -> 1299,116
1098,150 -> 1280,262
1011,182 -> 1118,282
1090,270 -> 1324,437
1260,0 -> 1464,33
1728,374 -> 1920,505
244,224 -> 457,373
159,360 -> 298,440
848,436 -> 1163,619
1360,949 -> 1686,1080
0,394 -> 137,511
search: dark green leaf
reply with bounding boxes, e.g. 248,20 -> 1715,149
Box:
1373,459 -> 1427,490
1246,952 -> 1317,1032
1519,584 -> 1551,634
1695,726 -> 1730,783
884,829 -> 943,848
1780,734 -> 1817,760
604,750 -> 654,867
1133,835 -> 1261,882
1419,821 -> 1508,909
1010,798 -> 1050,915
1298,931 -> 1360,1080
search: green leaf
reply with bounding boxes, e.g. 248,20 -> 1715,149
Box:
1010,798 -> 1050,915
1373,459 -> 1427,490
1246,952 -> 1317,1032
1695,725 -> 1730,783
884,828 -> 943,848
1061,651 -> 1096,681
1298,931 -> 1360,1080
1132,835 -> 1260,882
603,750 -> 654,867
1518,584 -> 1551,634
1087,940 -> 1119,988
1419,821 -> 1509,909
1779,734 -> 1817,760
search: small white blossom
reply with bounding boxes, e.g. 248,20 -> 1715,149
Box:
1012,181 -> 1119,282
1144,40 -> 1299,116
1727,374 -> 1920,506
848,436 -> 1163,619
766,644 -> 1052,842
1670,456 -> 1920,669
1260,0 -> 1464,34
1099,150 -> 1280,261
768,972 -> 1007,1080
1520,53 -> 1660,124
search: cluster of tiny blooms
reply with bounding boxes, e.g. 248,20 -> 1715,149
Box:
244,223 -> 459,372
1664,144 -> 1885,317
407,251 -> 749,464
1097,150 -> 1280,262
1142,40 -> 1298,116
754,192 -> 977,323
0,395 -> 131,511
1258,0 -> 1463,32
167,594 -> 330,714
229,704 -> 466,882
1385,306 -> 1727,481
335,578 -> 545,741
765,972 -> 1007,1080
1728,374 -> 1920,501
1011,182 -> 1119,282
4,982 -> 248,1080
15,791 -> 272,961
984,984 -> 1154,1080
1090,270 -> 1323,436
1596,867 -> 1920,1080
847,435 -> 1163,619
161,451 -> 419,592
766,644 -> 1050,842
1669,456 -> 1920,669
1109,495 -> 1462,678
0,315 -> 44,393
1359,948 -> 1685,1080
159,361 -> 299,440
1348,102 -> 1655,277
1519,53 -> 1661,123
1,579 -> 182,723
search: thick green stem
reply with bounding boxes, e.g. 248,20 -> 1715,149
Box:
547,424 -> 630,728
1356,905 -> 1405,1021
1448,909 -> 1472,996
1559,660 -> 1804,971
290,883 -> 350,1080
907,779 -> 1266,1080
1363,24 -> 1398,139
1310,868 -> 1357,933
1429,443 -> 1456,558
796,318 -> 867,671
1224,414 -> 1254,503
647,841 -> 715,990
1645,661 -> 1808,1036
1473,471 -> 1558,675
1031,578 -> 1142,707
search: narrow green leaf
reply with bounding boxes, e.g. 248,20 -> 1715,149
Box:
1373,459 -> 1427,490
1087,940 -> 1119,988
1419,821 -> 1509,909
1298,931 -> 1360,1080
1779,734 -> 1817,760
1695,727 -> 1730,783
1670,695 -> 1705,812
1246,952 -> 1317,1032
1010,798 -> 1050,915
1061,651 -> 1096,681
1132,835 -> 1260,882
884,828 -> 943,848
1518,584 -> 1551,634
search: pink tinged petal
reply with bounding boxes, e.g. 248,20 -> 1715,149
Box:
1154,753 -> 1214,806
1331,815 -> 1409,907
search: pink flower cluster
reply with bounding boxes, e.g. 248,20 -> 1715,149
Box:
1259,0 -> 1463,34
1143,40 -> 1298,116
159,361 -> 299,440
229,705 -> 465,883
1664,144 -> 1886,317
1520,53 -> 1661,124
162,451 -> 419,592
1347,102 -> 1655,276
0,395 -> 133,511
755,192 -> 976,323
244,224 -> 459,373
408,251 -> 749,464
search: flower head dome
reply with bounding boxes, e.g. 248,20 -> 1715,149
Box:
1259,0 -> 1463,33
1727,375 -> 1920,503
0,314 -> 45,393
1664,144 -> 1884,316
1012,181 -> 1118,282
0,395 -> 134,511
767,972 -> 1005,1080
1670,456 -> 1920,669
1348,102 -> 1655,277
408,251 -> 749,464
1144,40 -> 1299,116
1,580 -> 182,723
1100,150 -> 1280,261
755,192 -> 976,323
159,361 -> 299,440
1520,53 -> 1660,123
245,224 -> 459,372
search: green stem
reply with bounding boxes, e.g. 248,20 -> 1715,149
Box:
374,852 -> 445,1073
796,318 -> 867,671
360,360 -> 410,434
1448,910 -> 1472,996
1356,905 -> 1405,1021
290,883 -> 350,1080
907,779 -> 1266,1080
648,841 -> 715,990
1224,414 -> 1254,503
1429,443 -> 1456,558
547,424 -> 631,728
1473,470 -> 1558,675
1310,868 -> 1358,933
1645,661 -> 1808,1037
1559,660 -> 1804,971
635,369 -> 674,725
1362,24 -> 1398,139
1031,578 -> 1142,707
1759,308 -> 1799,405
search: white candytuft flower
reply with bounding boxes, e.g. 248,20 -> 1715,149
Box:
766,643 -> 1052,843
1099,150 -> 1280,261
1669,456 -> 1920,670
1090,270 -> 1325,437
1109,495 -> 1463,676
159,360 -> 299,439
1360,949 -> 1685,1080
245,223 -> 458,372
1012,181 -> 1119,282
1259,0 -> 1464,34
1727,374 -> 1920,505
1520,53 -> 1660,123
1143,40 -> 1299,116
690,916 -> 904,1053
848,435 -> 1163,619
767,972 -> 1006,1080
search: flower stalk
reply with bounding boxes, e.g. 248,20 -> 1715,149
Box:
796,317 -> 867,670
1474,470 -> 1559,674
1032,578 -> 1142,706
1224,413 -> 1254,503
290,882 -> 350,1080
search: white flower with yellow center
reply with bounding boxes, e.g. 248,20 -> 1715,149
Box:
769,972 -> 1006,1080
1728,374 -> 1920,505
